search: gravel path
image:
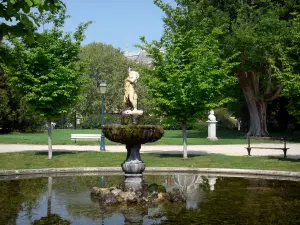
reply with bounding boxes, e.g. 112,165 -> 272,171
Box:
0,143 -> 299,158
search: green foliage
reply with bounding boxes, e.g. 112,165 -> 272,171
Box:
200,0 -> 300,121
0,89 -> 11,128
277,12 -> 300,120
140,0 -> 238,123
214,108 -> 237,130
79,42 -> 130,115
0,0 -> 64,42
81,114 -> 121,129
8,12 -> 91,121
0,56 -> 44,132
147,0 -> 300,136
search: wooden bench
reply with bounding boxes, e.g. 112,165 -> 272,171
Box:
246,136 -> 289,158
71,134 -> 101,144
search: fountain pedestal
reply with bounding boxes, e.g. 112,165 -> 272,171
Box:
121,143 -> 145,183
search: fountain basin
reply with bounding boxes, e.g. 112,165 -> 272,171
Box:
102,125 -> 164,144
102,125 -> 164,178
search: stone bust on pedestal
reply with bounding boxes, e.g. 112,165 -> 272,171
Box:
207,110 -> 218,140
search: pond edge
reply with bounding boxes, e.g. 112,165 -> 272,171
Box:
0,167 -> 299,178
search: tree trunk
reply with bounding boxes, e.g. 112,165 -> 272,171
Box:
47,121 -> 53,159
244,94 -> 269,136
238,71 -> 269,137
181,120 -> 188,159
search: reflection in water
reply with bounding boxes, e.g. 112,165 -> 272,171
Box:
32,177 -> 71,225
208,177 -> 217,191
0,174 -> 299,224
173,174 -> 203,209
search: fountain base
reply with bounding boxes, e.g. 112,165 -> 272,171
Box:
121,143 -> 145,175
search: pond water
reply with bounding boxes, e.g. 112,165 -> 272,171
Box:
0,173 -> 300,225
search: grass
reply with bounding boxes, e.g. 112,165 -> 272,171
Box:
0,129 -> 296,145
0,152 -> 299,172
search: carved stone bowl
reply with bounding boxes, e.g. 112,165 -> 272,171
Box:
102,125 -> 164,144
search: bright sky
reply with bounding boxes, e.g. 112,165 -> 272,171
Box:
63,0 -> 174,52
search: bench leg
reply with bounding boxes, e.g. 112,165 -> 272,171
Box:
283,148 -> 287,158
246,147 -> 251,156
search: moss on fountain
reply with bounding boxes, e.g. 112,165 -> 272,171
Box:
102,125 -> 164,144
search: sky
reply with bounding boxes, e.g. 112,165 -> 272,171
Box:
63,0 -> 174,52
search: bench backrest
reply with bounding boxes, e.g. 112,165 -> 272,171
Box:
248,136 -> 286,140
71,134 -> 101,139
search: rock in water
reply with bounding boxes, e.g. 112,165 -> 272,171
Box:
101,193 -> 117,205
118,191 -> 138,203
167,188 -> 186,202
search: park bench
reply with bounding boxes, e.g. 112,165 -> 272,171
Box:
71,134 -> 101,144
246,136 -> 289,158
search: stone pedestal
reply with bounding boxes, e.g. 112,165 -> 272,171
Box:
121,143 -> 145,184
207,121 -> 218,140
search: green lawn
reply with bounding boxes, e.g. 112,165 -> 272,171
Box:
0,152 -> 299,172
0,129 -> 295,145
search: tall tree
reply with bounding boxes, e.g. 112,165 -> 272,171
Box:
0,0 -> 65,132
151,0 -> 300,137
79,43 -> 130,116
141,1 -> 237,158
9,11 -> 91,159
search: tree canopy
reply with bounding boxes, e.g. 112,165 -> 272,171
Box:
147,0 -> 300,138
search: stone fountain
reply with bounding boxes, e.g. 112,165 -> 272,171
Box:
102,68 -> 164,186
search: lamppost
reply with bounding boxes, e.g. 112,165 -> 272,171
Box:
99,80 -> 107,151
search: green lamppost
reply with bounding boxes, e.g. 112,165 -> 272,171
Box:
99,80 -> 107,151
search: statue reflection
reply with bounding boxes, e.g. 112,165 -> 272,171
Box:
173,174 -> 203,209
165,174 -> 218,210
208,177 -> 218,191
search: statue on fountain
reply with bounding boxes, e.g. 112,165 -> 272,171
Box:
123,67 -> 143,116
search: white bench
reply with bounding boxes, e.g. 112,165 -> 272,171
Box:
71,134 -> 101,144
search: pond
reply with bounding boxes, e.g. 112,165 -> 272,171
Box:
0,173 -> 300,225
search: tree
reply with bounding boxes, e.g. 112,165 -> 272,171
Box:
0,0 -> 64,42
162,0 -> 300,136
278,11 -> 300,122
79,43 -> 130,116
9,11 -> 91,159
0,0 -> 65,132
0,55 -> 11,130
141,1 -> 237,158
